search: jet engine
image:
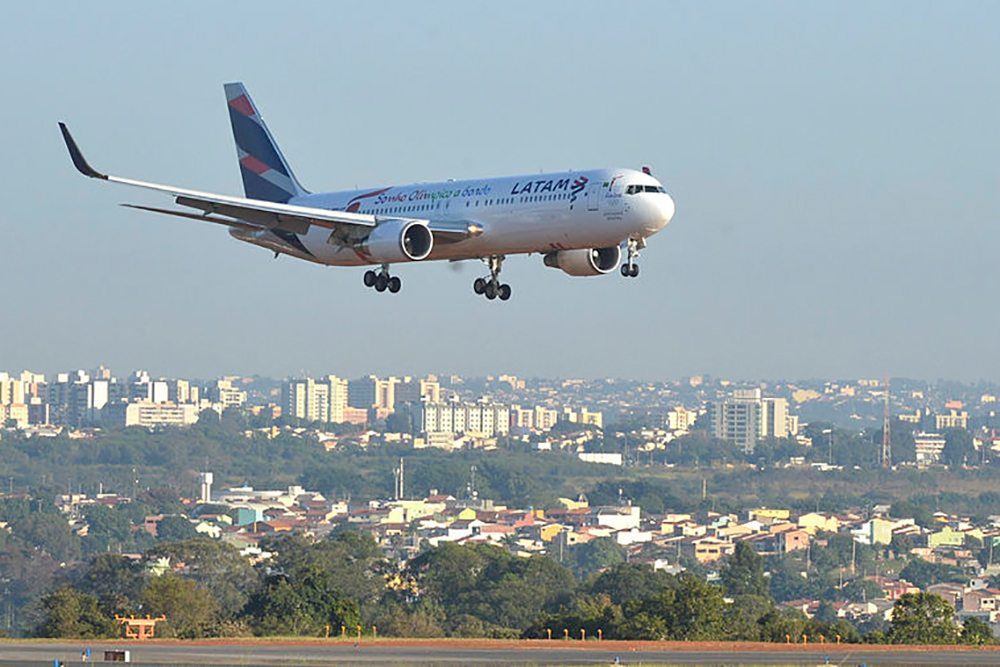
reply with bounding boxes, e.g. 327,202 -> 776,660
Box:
543,246 -> 621,276
362,219 -> 433,262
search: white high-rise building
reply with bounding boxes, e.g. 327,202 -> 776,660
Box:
711,389 -> 797,454
326,375 -> 348,424
413,397 -> 510,437
711,388 -> 762,454
283,378 -> 329,423
282,375 -> 349,424
761,398 -> 792,438
348,375 -> 398,411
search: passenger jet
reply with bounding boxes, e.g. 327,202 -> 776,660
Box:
59,83 -> 675,301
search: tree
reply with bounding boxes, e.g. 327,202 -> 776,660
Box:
0,541 -> 61,636
892,500 -> 935,528
841,578 -> 884,604
941,429 -> 975,468
890,533 -> 915,558
140,573 -> 218,638
887,592 -> 959,645
666,573 -> 726,640
34,585 -> 117,638
373,597 -> 445,638
724,594 -> 772,641
384,411 -> 412,434
571,537 -> 626,579
900,559 -> 964,589
586,563 -> 674,606
244,566 -> 359,636
407,543 -> 573,635
960,616 -> 995,645
81,505 -> 133,554
144,539 -> 258,621
244,532 -> 381,636
813,600 -> 838,624
758,608 -> 809,643
75,554 -> 146,616
768,558 -> 813,603
720,542 -> 768,597
156,515 -> 199,542
12,513 -> 80,562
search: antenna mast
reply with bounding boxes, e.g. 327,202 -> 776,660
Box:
881,375 -> 891,468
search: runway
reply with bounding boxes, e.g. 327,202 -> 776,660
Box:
2,639 -> 1000,666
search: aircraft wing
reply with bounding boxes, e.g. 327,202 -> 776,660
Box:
59,123 -> 481,241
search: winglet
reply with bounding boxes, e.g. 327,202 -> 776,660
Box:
58,122 -> 108,179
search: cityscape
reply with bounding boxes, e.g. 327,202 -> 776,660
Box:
3,365 -> 1000,645
4,2 -> 1000,662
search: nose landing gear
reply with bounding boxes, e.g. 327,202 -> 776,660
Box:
473,255 -> 511,301
363,264 -> 401,293
621,238 -> 643,278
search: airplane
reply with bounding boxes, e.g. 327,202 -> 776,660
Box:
59,83 -> 675,301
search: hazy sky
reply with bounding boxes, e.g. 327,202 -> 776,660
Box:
2,2 -> 998,382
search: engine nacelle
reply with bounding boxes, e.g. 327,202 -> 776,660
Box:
543,246 -> 622,276
362,219 -> 433,262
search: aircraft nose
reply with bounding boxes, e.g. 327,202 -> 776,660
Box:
660,193 -> 675,224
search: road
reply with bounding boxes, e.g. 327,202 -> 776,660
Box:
2,640 -> 1000,666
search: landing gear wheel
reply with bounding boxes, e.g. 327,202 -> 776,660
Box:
485,282 -> 497,300
364,270 -> 377,287
623,238 -> 644,278
388,276 -> 401,293
375,273 -> 389,292
473,277 -> 487,295
498,284 -> 511,301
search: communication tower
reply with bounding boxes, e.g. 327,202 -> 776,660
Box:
881,376 -> 891,468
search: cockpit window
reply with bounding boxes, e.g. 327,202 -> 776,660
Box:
626,184 -> 667,195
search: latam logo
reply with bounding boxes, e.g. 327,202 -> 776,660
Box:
345,187 -> 393,213
508,175 -> 588,203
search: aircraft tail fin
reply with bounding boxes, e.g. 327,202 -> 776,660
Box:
224,82 -> 308,203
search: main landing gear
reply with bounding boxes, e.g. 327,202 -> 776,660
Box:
473,255 -> 511,301
621,238 -> 643,278
363,264 -> 401,293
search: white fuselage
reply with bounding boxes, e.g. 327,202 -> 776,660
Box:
238,167 -> 674,266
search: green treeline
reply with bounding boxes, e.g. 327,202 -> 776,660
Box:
23,536 -> 993,644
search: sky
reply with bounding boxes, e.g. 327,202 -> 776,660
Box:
1,2 -> 998,383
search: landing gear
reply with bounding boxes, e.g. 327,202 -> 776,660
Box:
364,265 -> 401,294
473,255 -> 512,301
621,238 -> 643,278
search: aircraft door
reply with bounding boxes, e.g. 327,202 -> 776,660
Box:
587,181 -> 601,211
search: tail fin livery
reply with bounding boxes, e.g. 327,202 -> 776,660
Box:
224,82 -> 308,203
